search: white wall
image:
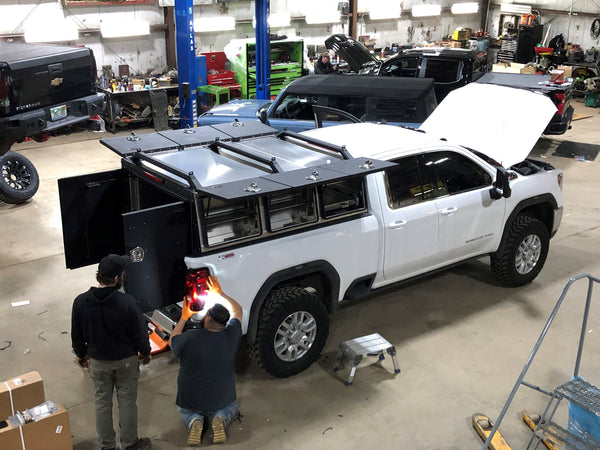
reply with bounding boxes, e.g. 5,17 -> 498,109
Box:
1,0 -> 598,77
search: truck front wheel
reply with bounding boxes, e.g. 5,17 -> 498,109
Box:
0,151 -> 40,204
491,215 -> 550,287
252,286 -> 330,378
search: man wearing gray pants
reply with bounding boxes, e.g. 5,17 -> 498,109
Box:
71,254 -> 152,450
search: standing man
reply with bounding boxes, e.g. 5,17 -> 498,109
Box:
169,276 -> 243,446
71,254 -> 152,450
314,52 -> 338,74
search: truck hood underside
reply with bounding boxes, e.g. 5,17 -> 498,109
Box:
419,83 -> 557,168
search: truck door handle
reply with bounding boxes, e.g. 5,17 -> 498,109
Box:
388,220 -> 407,229
440,207 -> 458,216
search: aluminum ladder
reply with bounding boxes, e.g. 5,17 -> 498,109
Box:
483,274 -> 600,449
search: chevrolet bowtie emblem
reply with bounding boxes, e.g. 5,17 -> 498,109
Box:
50,77 -> 63,87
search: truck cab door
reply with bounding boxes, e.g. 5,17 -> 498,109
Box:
379,155 -> 438,281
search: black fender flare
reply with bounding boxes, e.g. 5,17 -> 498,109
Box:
499,194 -> 559,247
247,260 -> 340,343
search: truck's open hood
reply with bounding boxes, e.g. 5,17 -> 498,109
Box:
199,99 -> 271,119
419,83 -> 557,168
325,34 -> 378,73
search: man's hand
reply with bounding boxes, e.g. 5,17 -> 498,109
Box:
139,354 -> 152,365
207,275 -> 222,294
76,356 -> 89,368
181,297 -> 193,321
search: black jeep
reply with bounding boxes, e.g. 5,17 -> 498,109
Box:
0,42 -> 105,204
325,34 -> 489,102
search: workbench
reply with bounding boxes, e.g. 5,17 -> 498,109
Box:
101,86 -> 179,133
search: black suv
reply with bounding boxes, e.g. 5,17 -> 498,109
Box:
0,42 -> 105,203
325,34 -> 489,101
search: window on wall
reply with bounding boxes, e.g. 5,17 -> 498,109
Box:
422,151 -> 492,196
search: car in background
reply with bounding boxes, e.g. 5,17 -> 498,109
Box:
197,75 -> 438,132
475,72 -> 573,135
325,34 -> 490,101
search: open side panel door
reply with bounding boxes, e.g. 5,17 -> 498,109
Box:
58,169 -> 127,269
122,201 -> 191,313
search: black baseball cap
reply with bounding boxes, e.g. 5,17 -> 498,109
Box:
208,303 -> 230,325
98,254 -> 130,278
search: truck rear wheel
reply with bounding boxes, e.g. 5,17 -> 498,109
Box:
491,215 -> 549,287
251,286 -> 329,378
0,151 -> 40,204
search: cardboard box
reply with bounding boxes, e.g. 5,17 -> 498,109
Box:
0,372 -> 45,419
0,403 -> 72,450
557,65 -> 573,78
0,421 -> 23,449
521,66 -> 537,74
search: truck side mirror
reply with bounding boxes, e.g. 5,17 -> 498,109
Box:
258,108 -> 268,124
490,167 -> 512,199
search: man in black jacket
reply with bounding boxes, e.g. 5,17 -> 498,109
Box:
71,254 -> 152,450
314,53 -> 338,74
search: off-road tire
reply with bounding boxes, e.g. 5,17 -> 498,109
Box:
491,215 -> 549,287
0,151 -> 40,204
250,286 -> 329,378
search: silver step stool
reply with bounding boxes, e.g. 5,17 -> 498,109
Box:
333,333 -> 400,385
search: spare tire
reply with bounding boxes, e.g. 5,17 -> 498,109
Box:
0,151 -> 40,204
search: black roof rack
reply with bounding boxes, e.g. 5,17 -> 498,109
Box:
209,139 -> 283,173
276,129 -> 352,159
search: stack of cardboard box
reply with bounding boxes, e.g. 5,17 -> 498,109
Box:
0,371 -> 72,449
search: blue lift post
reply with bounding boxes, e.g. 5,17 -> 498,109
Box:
174,0 -> 198,128
254,0 -> 271,100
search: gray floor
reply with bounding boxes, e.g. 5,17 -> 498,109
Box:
2,101 -> 600,450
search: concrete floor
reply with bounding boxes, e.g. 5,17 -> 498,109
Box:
2,100 -> 600,450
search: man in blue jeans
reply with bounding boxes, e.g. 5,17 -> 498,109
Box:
169,276 -> 242,445
71,254 -> 152,450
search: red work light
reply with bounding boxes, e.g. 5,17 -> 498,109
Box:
185,268 -> 210,311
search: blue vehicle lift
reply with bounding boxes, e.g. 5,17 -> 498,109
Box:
174,0 -> 198,128
174,0 -> 271,128
254,0 -> 271,100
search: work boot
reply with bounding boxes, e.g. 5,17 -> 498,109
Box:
187,418 -> 203,446
212,416 -> 227,444
125,437 -> 151,449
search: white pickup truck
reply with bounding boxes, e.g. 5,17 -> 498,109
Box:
58,84 -> 563,378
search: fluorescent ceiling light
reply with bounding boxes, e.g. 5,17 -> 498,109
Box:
499,3 -> 532,14
101,19 -> 150,38
411,5 -> 442,17
305,11 -> 341,24
451,2 -> 479,14
369,5 -> 401,20
25,20 -> 78,43
252,12 -> 291,28
194,16 -> 236,32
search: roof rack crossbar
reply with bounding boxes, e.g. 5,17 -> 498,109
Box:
209,140 -> 283,173
131,151 -> 202,190
276,130 -> 352,159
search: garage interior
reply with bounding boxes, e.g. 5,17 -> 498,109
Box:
2,0 -> 600,449
0,102 -> 598,449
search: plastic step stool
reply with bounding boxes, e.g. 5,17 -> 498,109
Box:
333,333 -> 400,385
